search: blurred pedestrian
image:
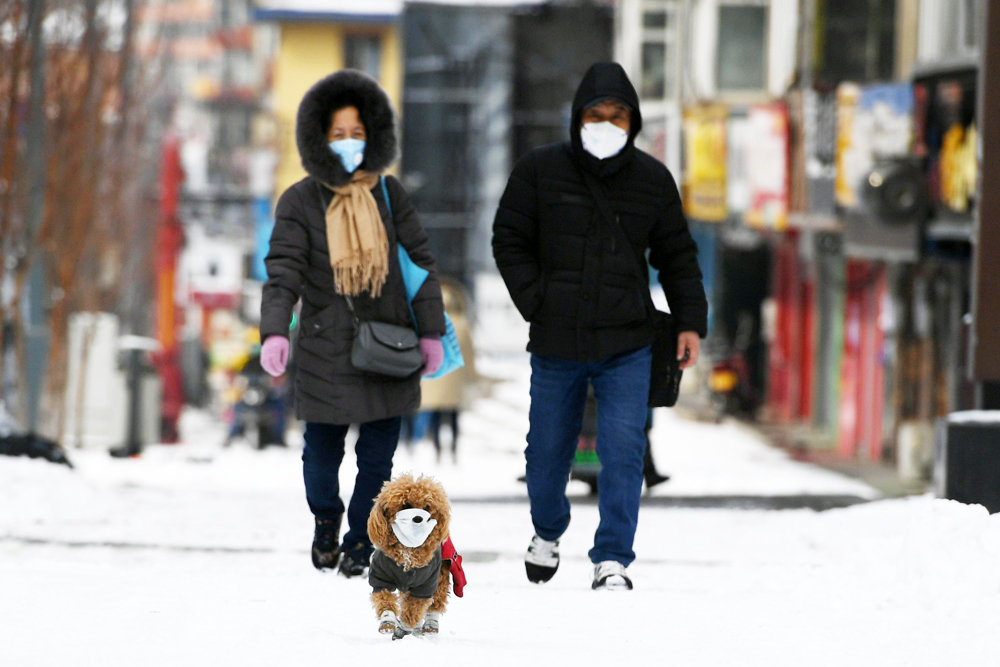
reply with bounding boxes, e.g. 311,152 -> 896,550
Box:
492,62 -> 707,590
259,69 -> 446,578
419,277 -> 478,463
223,346 -> 289,449
572,392 -> 669,493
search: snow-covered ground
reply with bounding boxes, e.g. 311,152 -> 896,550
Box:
3,354 -> 1000,666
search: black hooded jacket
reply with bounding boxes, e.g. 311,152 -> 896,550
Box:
260,69 -> 445,424
491,62 -> 707,362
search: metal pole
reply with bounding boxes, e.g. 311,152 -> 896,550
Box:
971,0 -> 1000,408
24,0 -> 49,434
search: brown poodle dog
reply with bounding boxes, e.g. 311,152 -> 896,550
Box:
367,473 -> 464,639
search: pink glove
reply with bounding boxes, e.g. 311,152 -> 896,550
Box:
260,336 -> 289,377
419,335 -> 444,376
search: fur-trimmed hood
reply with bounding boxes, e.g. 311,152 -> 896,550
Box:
296,69 -> 398,187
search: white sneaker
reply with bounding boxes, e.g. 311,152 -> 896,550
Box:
591,560 -> 633,590
524,534 -> 560,583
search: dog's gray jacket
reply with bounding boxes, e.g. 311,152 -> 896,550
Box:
369,546 -> 442,599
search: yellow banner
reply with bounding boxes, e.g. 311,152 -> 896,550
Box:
834,83 -> 860,208
682,104 -> 728,222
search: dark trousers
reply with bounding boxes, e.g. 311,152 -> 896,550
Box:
302,418 -> 400,557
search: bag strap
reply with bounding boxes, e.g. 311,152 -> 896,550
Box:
380,175 -> 393,219
380,176 -> 423,336
576,167 -> 655,319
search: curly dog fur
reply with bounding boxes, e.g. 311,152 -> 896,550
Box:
367,474 -> 453,633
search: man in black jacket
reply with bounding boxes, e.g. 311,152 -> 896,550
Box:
492,62 -> 707,590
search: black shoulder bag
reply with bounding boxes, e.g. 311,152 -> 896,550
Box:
576,170 -> 687,408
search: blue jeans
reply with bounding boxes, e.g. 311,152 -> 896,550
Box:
526,346 -> 651,566
302,418 -> 400,558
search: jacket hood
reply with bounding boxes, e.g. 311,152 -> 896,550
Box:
570,62 -> 643,176
296,69 -> 398,187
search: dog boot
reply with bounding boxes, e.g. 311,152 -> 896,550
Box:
378,610 -> 398,635
392,620 -> 414,641
420,611 -> 441,635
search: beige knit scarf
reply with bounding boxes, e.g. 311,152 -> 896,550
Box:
323,171 -> 388,297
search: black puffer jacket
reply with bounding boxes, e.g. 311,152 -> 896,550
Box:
491,62 -> 707,362
260,69 -> 445,424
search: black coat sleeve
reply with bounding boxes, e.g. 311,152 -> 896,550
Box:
384,175 -> 446,337
260,186 -> 309,341
648,169 -> 708,337
491,153 -> 543,322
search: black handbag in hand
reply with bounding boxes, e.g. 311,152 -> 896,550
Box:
647,310 -> 686,408
577,169 -> 686,408
346,297 -> 423,378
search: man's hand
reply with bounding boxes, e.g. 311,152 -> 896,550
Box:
677,331 -> 699,370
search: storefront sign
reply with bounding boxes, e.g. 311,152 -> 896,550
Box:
835,82 -> 913,208
682,104 -> 728,222
744,103 -> 789,230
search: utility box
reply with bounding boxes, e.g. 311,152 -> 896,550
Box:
63,313 -> 128,448
934,411 -> 1000,513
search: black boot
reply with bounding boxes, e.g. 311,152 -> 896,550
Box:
311,516 -> 342,571
338,542 -> 371,578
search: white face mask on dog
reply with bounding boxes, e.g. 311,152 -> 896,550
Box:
391,508 -> 438,548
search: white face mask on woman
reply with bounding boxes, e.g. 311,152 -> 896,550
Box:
580,121 -> 628,160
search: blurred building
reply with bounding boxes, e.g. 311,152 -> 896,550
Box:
615,0 -> 985,481
245,0 -> 987,481
136,0 -> 280,415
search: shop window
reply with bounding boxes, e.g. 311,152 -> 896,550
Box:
344,34 -> 381,80
818,0 -> 895,85
959,0 -> 982,52
716,4 -> 767,91
639,0 -> 679,102
642,42 -> 667,99
643,10 -> 668,29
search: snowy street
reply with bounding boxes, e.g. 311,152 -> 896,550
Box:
3,355 -> 1000,666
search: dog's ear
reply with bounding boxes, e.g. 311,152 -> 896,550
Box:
367,495 -> 391,550
424,479 -> 450,546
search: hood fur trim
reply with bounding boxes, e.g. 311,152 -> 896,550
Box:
296,69 -> 398,187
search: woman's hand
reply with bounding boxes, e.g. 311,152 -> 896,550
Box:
419,335 -> 444,376
261,336 -> 290,376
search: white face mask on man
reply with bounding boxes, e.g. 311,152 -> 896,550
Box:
580,121 -> 629,160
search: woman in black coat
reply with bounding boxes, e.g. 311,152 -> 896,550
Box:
259,70 -> 446,577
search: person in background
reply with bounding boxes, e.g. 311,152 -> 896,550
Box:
575,392 -> 670,492
223,347 -> 288,448
492,62 -> 706,590
259,69 -> 446,578
418,277 -> 478,464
